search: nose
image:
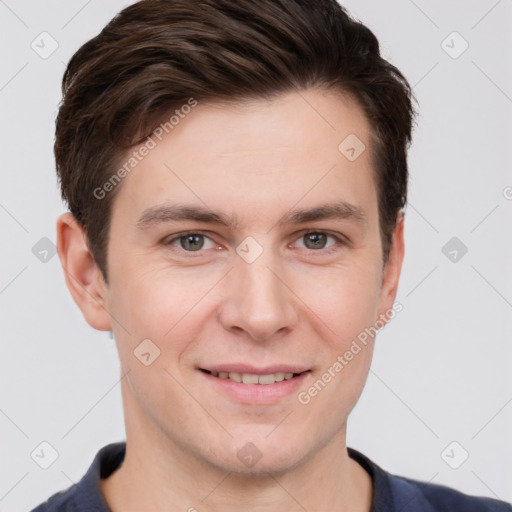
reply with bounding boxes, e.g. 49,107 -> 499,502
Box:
218,247 -> 299,343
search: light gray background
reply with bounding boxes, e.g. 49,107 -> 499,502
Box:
1,1 -> 511,510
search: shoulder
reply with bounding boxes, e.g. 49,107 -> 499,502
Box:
29,486 -> 78,512
348,447 -> 511,512
29,442 -> 126,512
387,470 -> 512,512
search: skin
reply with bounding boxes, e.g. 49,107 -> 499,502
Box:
57,88 -> 405,511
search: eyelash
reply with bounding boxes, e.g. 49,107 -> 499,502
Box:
164,230 -> 347,257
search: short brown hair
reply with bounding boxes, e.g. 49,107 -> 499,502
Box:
55,0 -> 415,282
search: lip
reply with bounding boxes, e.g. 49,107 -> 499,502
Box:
198,366 -> 312,405
200,364 -> 310,375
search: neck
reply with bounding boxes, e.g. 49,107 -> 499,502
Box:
100,382 -> 373,512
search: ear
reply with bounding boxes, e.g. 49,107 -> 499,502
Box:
56,213 -> 112,331
377,212 -> 405,320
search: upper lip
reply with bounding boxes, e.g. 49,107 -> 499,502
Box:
200,364 -> 311,375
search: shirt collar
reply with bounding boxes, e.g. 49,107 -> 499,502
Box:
71,442 -> 393,511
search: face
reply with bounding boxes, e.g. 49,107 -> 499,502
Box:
91,89 -> 403,474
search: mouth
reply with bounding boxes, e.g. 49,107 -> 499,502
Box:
200,368 -> 309,385
197,365 -> 312,404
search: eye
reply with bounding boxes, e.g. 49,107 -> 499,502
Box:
291,231 -> 344,253
164,230 -> 346,256
165,232 -> 217,252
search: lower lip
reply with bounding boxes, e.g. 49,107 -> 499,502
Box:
199,370 -> 310,405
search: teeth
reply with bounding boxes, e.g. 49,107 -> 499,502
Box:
242,373 -> 259,384
258,374 -> 276,385
229,372 -> 242,383
206,370 -> 301,384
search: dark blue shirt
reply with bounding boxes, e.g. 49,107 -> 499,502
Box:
30,442 -> 512,511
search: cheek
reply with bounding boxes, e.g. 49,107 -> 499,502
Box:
294,270 -> 377,418
291,255 -> 382,339
108,262 -> 212,336
290,256 -> 380,403
106,264 -> 227,397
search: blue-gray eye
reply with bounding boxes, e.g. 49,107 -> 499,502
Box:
179,234 -> 205,251
303,232 -> 328,249
165,232 -> 216,253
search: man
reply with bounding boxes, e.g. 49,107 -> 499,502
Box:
32,0 -> 511,510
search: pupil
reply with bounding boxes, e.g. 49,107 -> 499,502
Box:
305,233 -> 326,249
182,235 -> 204,251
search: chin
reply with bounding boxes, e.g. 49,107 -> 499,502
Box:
218,451 -> 306,477
199,432 -> 311,477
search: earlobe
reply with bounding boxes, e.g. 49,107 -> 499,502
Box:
56,212 -> 112,331
378,213 -> 405,320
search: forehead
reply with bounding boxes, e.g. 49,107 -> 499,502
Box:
163,90 -> 372,160
111,89 -> 377,226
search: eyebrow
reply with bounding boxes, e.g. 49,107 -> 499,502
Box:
136,201 -> 367,230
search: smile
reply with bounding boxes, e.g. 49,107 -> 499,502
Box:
198,367 -> 312,404
201,369 -> 305,385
